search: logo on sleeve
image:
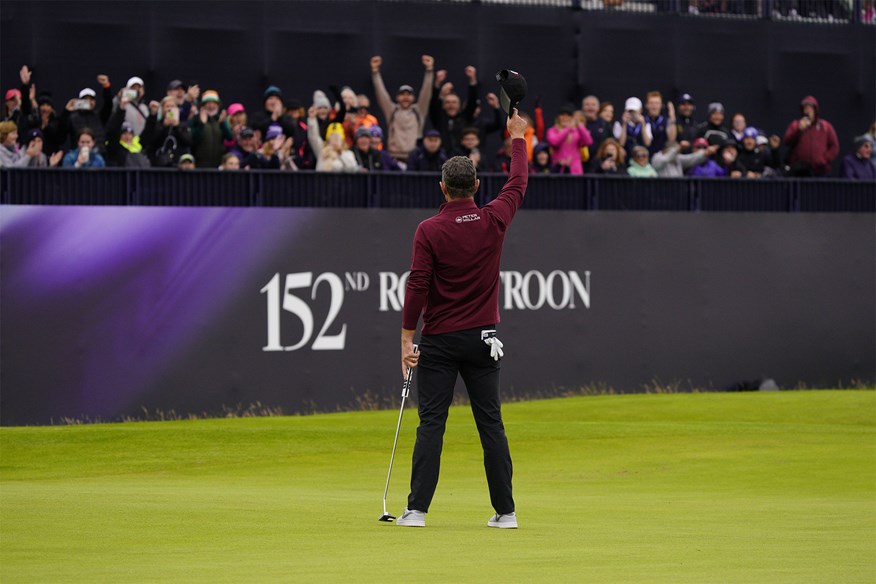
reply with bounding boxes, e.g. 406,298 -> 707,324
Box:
455,213 -> 481,224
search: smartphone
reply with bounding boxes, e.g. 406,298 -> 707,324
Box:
74,99 -> 91,111
123,89 -> 138,100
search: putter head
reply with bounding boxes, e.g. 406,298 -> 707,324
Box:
378,513 -> 396,522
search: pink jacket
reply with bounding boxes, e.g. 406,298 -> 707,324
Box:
546,124 -> 593,175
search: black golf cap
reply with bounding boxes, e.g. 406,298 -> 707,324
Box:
496,69 -> 527,115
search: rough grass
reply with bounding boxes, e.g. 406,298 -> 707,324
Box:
1,390 -> 874,583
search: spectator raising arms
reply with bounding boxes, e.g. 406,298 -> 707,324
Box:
308,108 -> 357,173
370,54 -> 434,164
547,103 -> 593,175
430,65 -> 479,156
63,76 -> 112,153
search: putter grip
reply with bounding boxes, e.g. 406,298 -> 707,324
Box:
401,345 -> 419,398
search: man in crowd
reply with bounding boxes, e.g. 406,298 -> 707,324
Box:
190,90 -> 232,169
581,94 -> 610,163
63,76 -> 112,152
782,95 -> 838,177
675,93 -> 698,151
370,54 -> 434,164
406,129 -> 447,171
429,66 -> 479,156
697,102 -> 730,146
351,126 -> 400,171
644,90 -> 676,156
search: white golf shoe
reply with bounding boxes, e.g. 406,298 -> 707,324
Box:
487,512 -> 518,529
396,508 -> 426,527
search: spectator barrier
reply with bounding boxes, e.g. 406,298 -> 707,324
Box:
2,168 -> 873,212
1,204 -> 872,425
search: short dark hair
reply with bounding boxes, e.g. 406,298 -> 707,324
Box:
441,156 -> 477,199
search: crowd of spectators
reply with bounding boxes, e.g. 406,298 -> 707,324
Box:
1,61 -> 874,180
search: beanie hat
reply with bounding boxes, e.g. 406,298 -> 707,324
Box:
126,76 -> 145,88
341,86 -> 358,108
369,126 -> 384,139
326,122 -> 345,141
742,127 -> 759,139
853,135 -> 870,149
354,126 -> 372,139
313,90 -> 331,110
708,102 -> 725,115
264,85 -> 282,100
201,90 -> 220,104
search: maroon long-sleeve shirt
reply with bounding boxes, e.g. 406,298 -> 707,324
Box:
402,138 -> 529,335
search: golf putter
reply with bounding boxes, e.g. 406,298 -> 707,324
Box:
379,345 -> 418,522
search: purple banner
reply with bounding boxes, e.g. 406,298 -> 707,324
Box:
1,206 -> 873,424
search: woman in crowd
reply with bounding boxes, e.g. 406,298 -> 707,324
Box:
591,137 -> 627,175
307,108 -> 357,172
546,103 -> 593,175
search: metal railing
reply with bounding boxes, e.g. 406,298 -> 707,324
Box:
371,0 -> 872,24
2,168 -> 873,212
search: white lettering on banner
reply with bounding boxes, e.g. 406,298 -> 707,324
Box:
261,269 -> 588,351
260,272 -> 349,351
378,271 -> 410,312
500,270 -> 591,310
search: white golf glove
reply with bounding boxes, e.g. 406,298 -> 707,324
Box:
484,336 -> 504,361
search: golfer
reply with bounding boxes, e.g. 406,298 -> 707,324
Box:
397,109 -> 529,528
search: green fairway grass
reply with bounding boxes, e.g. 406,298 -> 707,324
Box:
2,390 -> 874,583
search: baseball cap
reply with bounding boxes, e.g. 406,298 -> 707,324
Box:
496,69 -> 527,115
120,122 -> 134,134
742,127 -> 759,139
126,76 -> 145,88
369,126 -> 384,139
227,103 -> 245,117
4,88 -> 21,101
265,124 -> 283,140
624,97 -> 643,112
79,88 -> 97,99
397,84 -> 414,94
26,128 -> 44,143
679,93 -> 694,104
355,126 -> 373,139
708,102 -> 725,115
239,126 -> 255,138
693,137 -> 709,148
167,79 -> 185,91
179,153 -> 195,163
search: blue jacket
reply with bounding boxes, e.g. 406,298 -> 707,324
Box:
62,148 -> 106,168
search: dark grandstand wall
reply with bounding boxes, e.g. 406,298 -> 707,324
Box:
2,1 -> 874,172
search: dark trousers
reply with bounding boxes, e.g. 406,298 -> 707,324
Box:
407,326 -> 514,514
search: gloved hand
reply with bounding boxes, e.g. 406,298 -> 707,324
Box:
484,337 -> 504,361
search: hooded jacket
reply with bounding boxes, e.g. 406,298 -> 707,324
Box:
782,96 -> 839,175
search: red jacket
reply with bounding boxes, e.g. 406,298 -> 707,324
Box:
782,95 -> 839,175
403,139 -> 528,335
